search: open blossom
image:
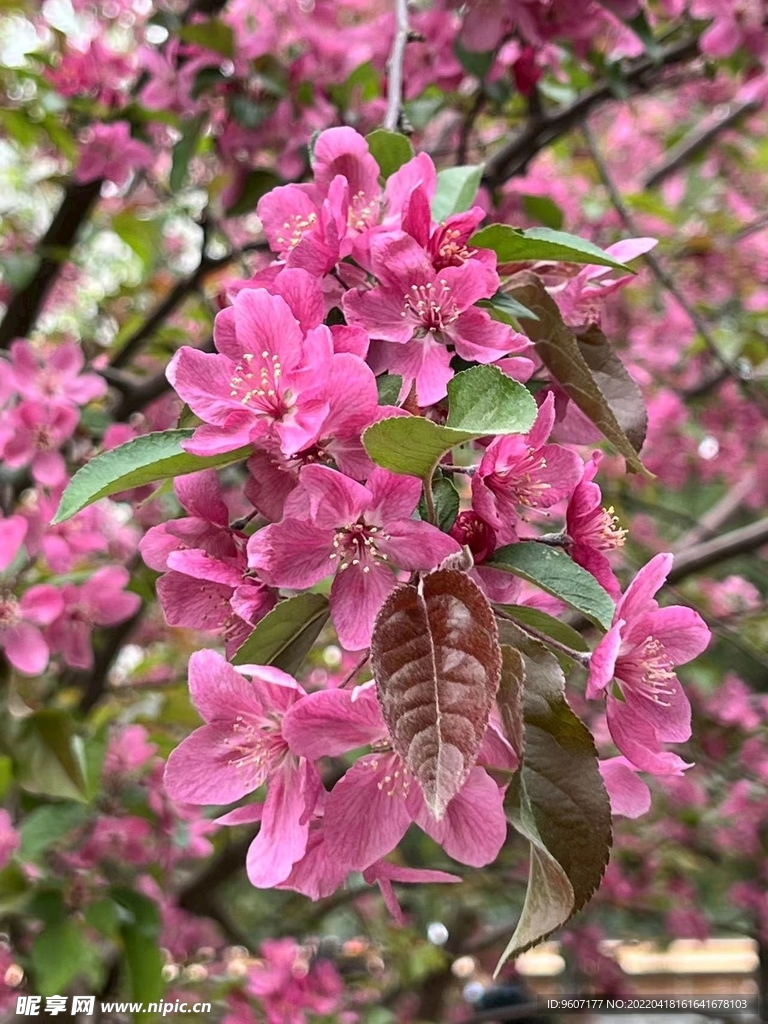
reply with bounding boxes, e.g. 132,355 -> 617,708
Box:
244,937 -> 344,1024
164,650 -> 319,888
168,287 -> 340,458
0,583 -> 63,676
587,553 -> 710,775
247,464 -> 460,650
281,683 -> 510,875
1,401 -> 80,487
344,231 -> 512,405
10,340 -> 107,408
472,393 -> 583,543
75,121 -> 153,187
565,451 -> 625,599
45,567 -> 141,670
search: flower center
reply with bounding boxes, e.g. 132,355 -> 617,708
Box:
230,351 -> 290,417
224,712 -> 286,778
0,595 -> 20,627
582,506 -> 627,550
401,280 -> 459,333
275,212 -> 318,252
616,635 -> 676,706
493,447 -> 551,509
348,189 -> 380,232
330,520 -> 391,573
430,226 -> 476,270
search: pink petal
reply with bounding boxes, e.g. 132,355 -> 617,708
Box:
232,288 -> 304,365
322,753 -> 412,871
284,464 -> 370,529
330,559 -> 397,651
451,306 -> 514,363
587,621 -> 624,698
343,285 -> 416,345
617,552 -> 672,623
3,622 -> 49,675
215,804 -> 264,826
164,723 -> 275,804
282,685 -> 385,759
19,585 -> 64,626
270,267 -> 325,332
167,549 -> 243,587
157,572 -> 231,630
0,515 -> 27,571
183,419 -> 256,457
187,648 -> 297,723
385,336 -> 454,406
365,467 -> 421,522
246,760 -> 313,887
247,520 -> 335,589
167,348 -> 242,425
175,470 -> 230,525
412,767 -> 507,867
380,520 -> 461,571
606,697 -> 692,776
599,757 -> 651,818
646,606 -> 710,665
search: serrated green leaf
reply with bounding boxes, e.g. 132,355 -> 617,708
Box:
521,194 -> 564,230
179,19 -> 234,57
11,710 -> 88,802
495,621 -> 611,971
418,475 -> 460,531
366,129 -> 414,179
169,113 -> 207,192
232,593 -> 329,674
499,605 -> 590,656
53,430 -> 252,524
432,165 -> 484,221
19,803 -> 91,862
376,373 -> 403,406
31,919 -> 100,996
486,542 -> 614,630
471,224 -> 633,271
506,272 -> 650,474
363,365 -> 536,480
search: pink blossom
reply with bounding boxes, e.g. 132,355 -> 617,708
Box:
282,683 -> 509,873
75,122 -> 153,187
244,937 -> 344,1024
1,401 -> 79,486
587,553 -> 710,775
343,232 -> 512,405
0,810 -> 19,870
103,724 -> 157,778
449,509 -> 522,604
164,650 -> 319,888
247,464 -> 460,650
9,339 -> 107,408
472,393 -> 583,543
0,514 -> 27,572
0,584 -> 63,675
565,451 -> 625,599
45,567 -> 141,670
599,757 -> 651,818
168,287 -> 338,457
362,860 -> 461,924
549,238 -> 657,327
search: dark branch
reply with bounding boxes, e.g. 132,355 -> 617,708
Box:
643,98 -> 760,190
0,179 -> 102,349
667,516 -> 768,584
482,32 -> 702,188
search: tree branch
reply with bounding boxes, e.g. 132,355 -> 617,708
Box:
643,98 -> 760,190
482,32 -> 702,188
667,516 -> 768,584
0,179 -> 103,349
383,0 -> 410,132
582,121 -> 768,415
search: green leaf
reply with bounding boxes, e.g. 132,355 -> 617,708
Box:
11,710 -> 88,801
85,897 -> 121,939
497,644 -> 525,761
53,430 -> 252,524
480,290 -> 538,324
376,373 -> 403,406
0,863 -> 31,914
112,212 -> 163,272
521,195 -> 564,231
0,755 -> 12,799
31,919 -> 99,996
169,114 -> 207,192
454,41 -> 495,80
366,129 -> 414,179
506,272 -> 650,474
232,593 -> 330,674
226,168 -> 281,216
19,803 -> 91,862
486,542 -> 614,630
499,604 -> 589,657
471,225 -> 633,271
431,165 -> 484,221
418,475 -> 460,531
113,889 -> 163,1022
179,19 -> 234,57
495,621 -> 611,971
363,365 -> 537,480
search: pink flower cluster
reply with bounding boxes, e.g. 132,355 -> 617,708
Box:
156,127 -> 711,901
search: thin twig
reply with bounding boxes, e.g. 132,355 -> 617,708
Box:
582,120 -> 768,416
494,606 -> 590,666
338,651 -> 370,689
643,98 -> 760,190
667,516 -> 768,584
672,472 -> 756,552
383,0 -> 410,132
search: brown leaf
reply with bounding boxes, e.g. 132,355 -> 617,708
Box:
372,568 -> 502,821
507,270 -> 651,476
497,645 -> 525,762
575,323 -> 647,453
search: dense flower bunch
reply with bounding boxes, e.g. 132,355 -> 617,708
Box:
149,126 -> 710,904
